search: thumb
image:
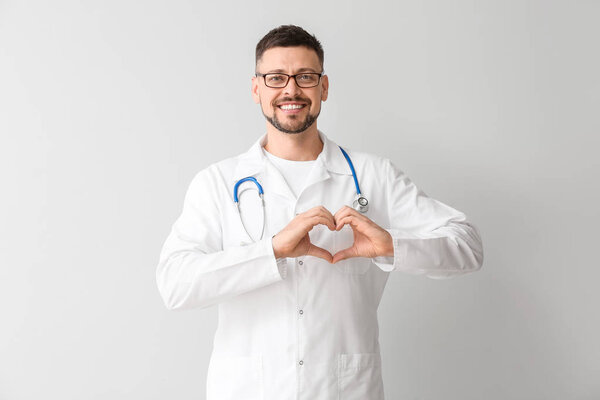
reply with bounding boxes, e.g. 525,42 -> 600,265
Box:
332,247 -> 356,264
307,244 -> 333,263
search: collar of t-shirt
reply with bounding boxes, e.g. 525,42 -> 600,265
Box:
262,147 -> 317,199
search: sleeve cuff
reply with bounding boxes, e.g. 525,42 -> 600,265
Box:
371,228 -> 476,279
268,236 -> 287,280
276,258 -> 288,279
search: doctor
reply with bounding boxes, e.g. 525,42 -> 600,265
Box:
157,25 -> 483,400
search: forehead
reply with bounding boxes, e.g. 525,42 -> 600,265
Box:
257,46 -> 321,72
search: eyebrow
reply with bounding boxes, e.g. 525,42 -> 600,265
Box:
265,68 -> 320,74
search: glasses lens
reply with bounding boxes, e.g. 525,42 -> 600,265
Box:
264,74 -> 288,88
296,73 -> 320,87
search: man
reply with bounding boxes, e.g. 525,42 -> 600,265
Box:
156,25 -> 483,400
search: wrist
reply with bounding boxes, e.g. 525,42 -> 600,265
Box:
272,235 -> 282,259
382,231 -> 394,257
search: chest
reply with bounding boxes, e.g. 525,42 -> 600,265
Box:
220,171 -> 387,253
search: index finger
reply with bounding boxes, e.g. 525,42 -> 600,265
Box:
333,205 -> 362,221
303,206 -> 335,224
305,205 -> 334,218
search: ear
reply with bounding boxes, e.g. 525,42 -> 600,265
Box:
251,76 -> 260,104
321,74 -> 329,102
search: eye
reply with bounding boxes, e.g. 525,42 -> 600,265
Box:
298,74 -> 312,80
267,74 -> 285,82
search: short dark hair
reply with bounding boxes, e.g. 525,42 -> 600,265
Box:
255,25 -> 324,71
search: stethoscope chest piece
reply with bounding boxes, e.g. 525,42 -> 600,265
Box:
353,194 -> 369,213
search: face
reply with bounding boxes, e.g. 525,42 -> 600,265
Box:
252,46 -> 329,134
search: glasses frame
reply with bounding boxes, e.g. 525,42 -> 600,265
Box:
255,72 -> 324,88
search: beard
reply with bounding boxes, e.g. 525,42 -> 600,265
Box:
261,98 -> 321,134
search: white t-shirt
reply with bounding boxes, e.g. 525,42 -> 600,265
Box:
262,147 -> 317,199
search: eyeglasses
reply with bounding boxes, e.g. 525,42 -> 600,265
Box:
255,72 -> 323,88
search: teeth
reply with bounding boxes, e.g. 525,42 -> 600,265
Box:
279,104 -> 304,110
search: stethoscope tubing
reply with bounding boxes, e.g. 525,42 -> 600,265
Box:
338,146 -> 362,195
233,177 -> 264,203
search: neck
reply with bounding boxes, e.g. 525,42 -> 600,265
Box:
263,123 -> 323,161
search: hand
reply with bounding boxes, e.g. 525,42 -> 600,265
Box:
331,206 -> 393,264
272,206 -> 336,263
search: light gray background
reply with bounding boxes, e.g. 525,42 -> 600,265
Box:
1,1 -> 598,399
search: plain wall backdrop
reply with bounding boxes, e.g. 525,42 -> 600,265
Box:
1,0 -> 598,399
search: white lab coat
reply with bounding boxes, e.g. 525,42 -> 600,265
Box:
156,130 -> 483,400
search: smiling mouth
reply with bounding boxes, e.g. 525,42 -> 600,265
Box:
277,104 -> 307,111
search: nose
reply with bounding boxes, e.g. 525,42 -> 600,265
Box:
283,76 -> 302,96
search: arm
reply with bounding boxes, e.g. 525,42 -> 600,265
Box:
155,168 -> 285,311
372,159 -> 484,279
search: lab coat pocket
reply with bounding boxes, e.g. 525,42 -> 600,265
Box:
338,353 -> 384,400
206,354 -> 263,400
334,225 -> 370,274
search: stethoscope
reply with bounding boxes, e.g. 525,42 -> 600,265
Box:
233,146 -> 368,243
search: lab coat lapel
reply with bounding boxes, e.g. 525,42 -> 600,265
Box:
232,133 -> 296,202
298,131 -> 353,197
299,157 -> 330,197
264,161 -> 297,202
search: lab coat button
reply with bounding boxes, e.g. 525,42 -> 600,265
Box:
299,309 -> 304,315
298,260 -> 303,265
299,360 -> 304,366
